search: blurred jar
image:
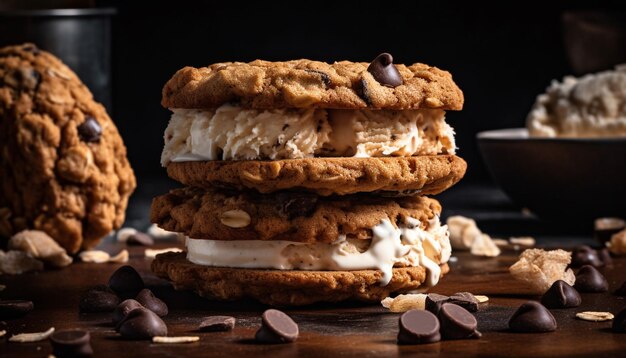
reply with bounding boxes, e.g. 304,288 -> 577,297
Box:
562,10 -> 626,75
0,1 -> 115,111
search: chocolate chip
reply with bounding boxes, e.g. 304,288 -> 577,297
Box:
613,307 -> 626,333
198,316 -> 236,332
255,309 -> 298,344
449,292 -> 479,312
614,281 -> 626,296
77,117 -> 102,143
597,248 -> 613,266
135,289 -> 168,317
397,309 -> 441,345
108,265 -> 144,299
571,245 -> 602,268
126,232 -> 154,246
425,293 -> 449,316
79,285 -> 120,313
508,301 -> 557,333
438,303 -> 481,340
118,307 -> 167,340
358,78 -> 372,105
540,280 -> 581,308
50,329 -> 93,357
0,300 -> 34,319
277,193 -> 318,219
574,265 -> 609,293
112,299 -> 144,328
304,69 -> 331,87
367,53 -> 403,87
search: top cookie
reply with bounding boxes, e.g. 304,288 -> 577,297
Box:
0,43 -> 136,253
162,54 -> 464,110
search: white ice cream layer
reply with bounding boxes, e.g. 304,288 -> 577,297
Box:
161,104 -> 456,165
186,216 -> 451,287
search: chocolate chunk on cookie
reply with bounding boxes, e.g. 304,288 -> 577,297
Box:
0,43 -> 136,253
166,155 -> 466,196
151,252 -> 449,306
161,57 -> 463,110
151,187 -> 442,243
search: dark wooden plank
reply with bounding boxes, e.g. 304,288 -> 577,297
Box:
0,240 -> 625,357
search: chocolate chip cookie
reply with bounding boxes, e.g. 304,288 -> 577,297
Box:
0,43 -> 136,253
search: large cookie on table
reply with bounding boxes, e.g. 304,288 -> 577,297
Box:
0,43 -> 136,253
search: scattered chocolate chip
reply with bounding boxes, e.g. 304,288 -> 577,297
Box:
571,245 -> 602,268
79,285 -> 120,313
540,280 -> 581,308
108,265 -> 144,299
0,300 -> 34,319
126,232 -> 154,246
574,265 -> 609,293
112,299 -> 144,328
135,289 -> 168,317
597,248 -> 613,266
614,281 -> 626,296
198,316 -> 236,332
276,193 -> 318,219
594,217 -> 625,245
367,53 -> 403,87
255,309 -> 298,344
613,307 -> 626,333
449,292 -> 479,312
438,303 -> 481,340
118,307 -> 167,340
50,329 -> 93,357
508,301 -> 557,333
425,293 -> 449,316
304,69 -> 331,87
397,309 -> 441,345
77,117 -> 102,143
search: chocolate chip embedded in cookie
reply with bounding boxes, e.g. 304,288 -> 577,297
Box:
161,56 -> 463,110
150,187 -> 444,243
0,43 -> 136,253
151,251 -> 450,306
166,155 -> 466,196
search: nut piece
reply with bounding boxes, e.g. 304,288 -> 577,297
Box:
152,336 -> 200,344
576,311 -> 614,322
447,216 -> 481,250
509,249 -> 575,294
9,327 -> 55,342
473,295 -> 489,303
144,248 -> 183,259
79,250 -> 110,263
470,233 -> 501,257
0,250 -> 44,274
609,229 -> 626,255
381,293 -> 427,312
219,210 -> 251,228
9,230 -> 72,268
109,250 -> 129,263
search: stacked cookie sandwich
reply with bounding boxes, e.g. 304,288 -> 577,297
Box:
151,53 -> 466,305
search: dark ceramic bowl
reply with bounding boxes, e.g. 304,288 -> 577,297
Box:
477,128 -> 626,221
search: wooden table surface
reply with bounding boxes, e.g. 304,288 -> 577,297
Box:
1,237 -> 625,358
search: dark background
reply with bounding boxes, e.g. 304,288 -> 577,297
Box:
2,0 -> 626,185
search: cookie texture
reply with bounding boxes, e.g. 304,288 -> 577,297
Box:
166,155 -> 466,196
152,252 -> 450,305
0,43 -> 136,253
162,59 -> 463,110
151,187 -> 441,243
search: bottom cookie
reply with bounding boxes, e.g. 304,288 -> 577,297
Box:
151,252 -> 449,306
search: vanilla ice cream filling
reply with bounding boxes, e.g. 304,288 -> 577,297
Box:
161,104 -> 456,165
186,216 -> 451,287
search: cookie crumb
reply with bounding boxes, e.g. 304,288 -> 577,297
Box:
0,250 -> 44,274
9,230 -> 72,268
509,249 -> 575,294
